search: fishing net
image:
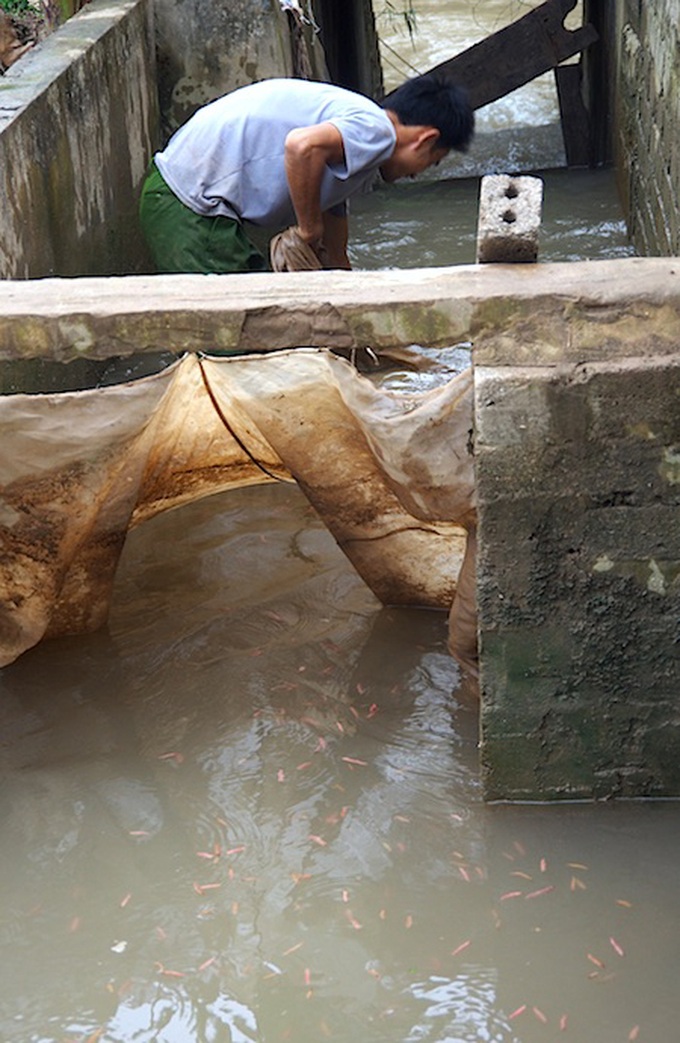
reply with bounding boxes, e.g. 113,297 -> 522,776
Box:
0,349 -> 475,667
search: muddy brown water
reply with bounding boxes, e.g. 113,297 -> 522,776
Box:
2,486 -> 678,1042
2,3 -> 676,1041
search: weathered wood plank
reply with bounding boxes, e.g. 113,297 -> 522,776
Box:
385,0 -> 598,111
555,62 -> 591,167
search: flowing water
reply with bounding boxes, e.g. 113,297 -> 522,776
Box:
349,166 -> 633,269
2,4 -> 674,1042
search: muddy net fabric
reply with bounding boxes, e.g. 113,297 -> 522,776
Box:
0,350 -> 475,667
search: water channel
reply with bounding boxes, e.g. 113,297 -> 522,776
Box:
2,3 -> 677,1042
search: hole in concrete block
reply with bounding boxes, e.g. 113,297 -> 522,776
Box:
502,209 -> 517,224
505,183 -> 519,199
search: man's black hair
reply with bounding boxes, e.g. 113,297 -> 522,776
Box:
383,73 -> 474,152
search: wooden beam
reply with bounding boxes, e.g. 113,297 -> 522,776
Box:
384,0 -> 598,111
555,62 -> 591,167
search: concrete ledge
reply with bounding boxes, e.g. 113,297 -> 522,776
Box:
1,257 -> 680,362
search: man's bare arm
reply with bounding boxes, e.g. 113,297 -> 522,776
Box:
284,122 -> 345,251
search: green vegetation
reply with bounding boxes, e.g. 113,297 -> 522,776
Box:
0,0 -> 33,14
380,0 -> 417,40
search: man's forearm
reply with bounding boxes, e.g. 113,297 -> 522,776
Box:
284,123 -> 346,248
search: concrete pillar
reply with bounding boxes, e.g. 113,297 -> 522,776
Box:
474,270 -> 680,801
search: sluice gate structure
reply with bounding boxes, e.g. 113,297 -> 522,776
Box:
2,261 -> 679,803
1,0 -> 680,801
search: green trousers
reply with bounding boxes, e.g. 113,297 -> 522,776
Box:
139,161 -> 268,274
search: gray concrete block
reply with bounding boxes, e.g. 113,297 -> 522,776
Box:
476,174 -> 544,264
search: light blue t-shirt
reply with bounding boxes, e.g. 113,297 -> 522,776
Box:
155,79 -> 396,230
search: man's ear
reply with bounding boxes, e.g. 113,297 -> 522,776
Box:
414,127 -> 440,152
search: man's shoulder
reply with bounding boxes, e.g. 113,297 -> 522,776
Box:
241,77 -> 382,112
215,78 -> 390,141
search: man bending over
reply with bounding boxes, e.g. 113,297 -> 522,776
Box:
139,73 -> 474,274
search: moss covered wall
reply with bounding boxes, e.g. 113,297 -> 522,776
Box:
474,259 -> 680,801
0,0 -> 344,277
0,0 -> 158,279
152,0 -> 384,138
154,0 -> 329,137
611,0 -> 680,255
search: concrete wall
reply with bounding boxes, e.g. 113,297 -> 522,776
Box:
154,0 -> 328,136
0,0 -> 335,278
0,0 -> 159,279
610,0 -> 680,256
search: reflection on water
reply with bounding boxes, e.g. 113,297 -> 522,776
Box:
1,486 -> 679,1042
